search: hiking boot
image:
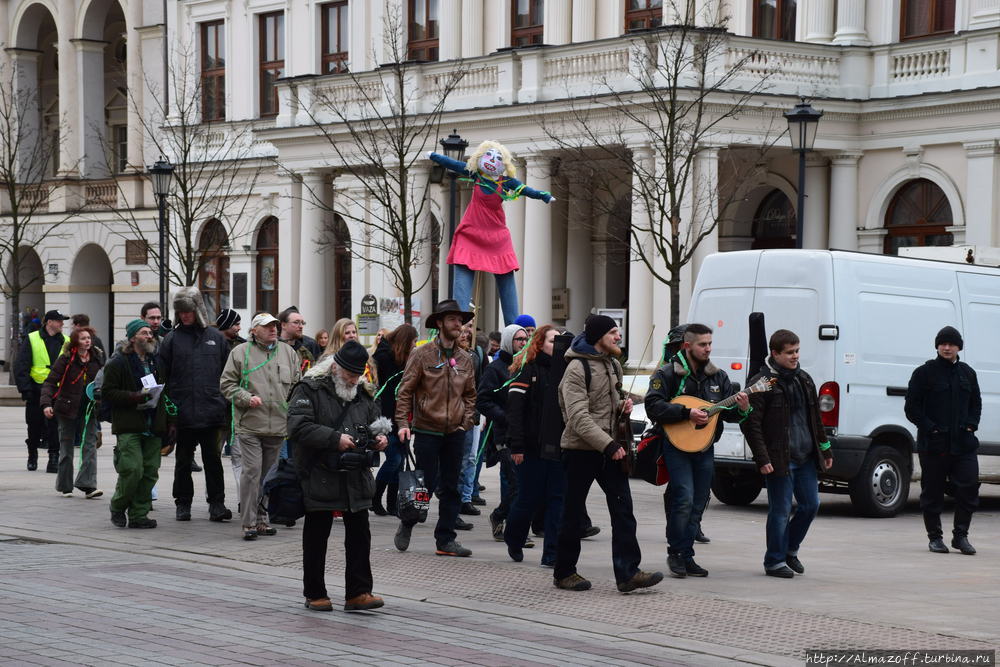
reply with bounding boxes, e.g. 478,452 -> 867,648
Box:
176,503 -> 192,521
435,541 -> 472,557
490,514 -> 505,541
471,495 -> 487,506
667,554 -> 687,578
110,510 -> 127,528
951,536 -> 977,555
684,559 -> 708,577
27,449 -> 38,471
209,502 -> 233,522
454,517 -> 473,531
928,538 -> 949,553
785,555 -> 805,574
766,565 -> 796,578
618,570 -> 664,593
554,573 -> 591,591
582,525 -> 600,539
304,597 -> 332,612
460,502 -> 481,516
344,593 -> 384,611
394,523 -> 412,552
128,517 -> 157,529
46,453 -> 58,473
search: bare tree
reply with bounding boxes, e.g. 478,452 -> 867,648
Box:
98,45 -> 273,290
539,0 -> 780,327
0,63 -> 73,377
292,1 -> 466,320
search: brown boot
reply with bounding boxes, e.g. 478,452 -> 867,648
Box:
304,597 -> 333,612
344,593 -> 384,611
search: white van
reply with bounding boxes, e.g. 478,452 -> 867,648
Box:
688,249 -> 1000,517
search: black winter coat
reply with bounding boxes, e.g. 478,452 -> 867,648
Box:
644,352 -> 743,447
287,375 -> 380,513
372,339 -> 404,426
905,355 -> 982,454
157,324 -> 229,429
40,347 -> 105,419
477,351 -> 513,460
506,353 -> 563,460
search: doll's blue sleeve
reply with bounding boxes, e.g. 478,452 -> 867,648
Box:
502,177 -> 553,203
429,152 -> 472,177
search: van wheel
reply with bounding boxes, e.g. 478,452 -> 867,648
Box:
711,470 -> 762,506
848,445 -> 910,517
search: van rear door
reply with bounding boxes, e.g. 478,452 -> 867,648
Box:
957,271 -> 1000,482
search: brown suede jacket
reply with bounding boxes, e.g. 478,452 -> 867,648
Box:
394,338 -> 476,435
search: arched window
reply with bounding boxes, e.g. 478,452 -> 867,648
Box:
884,178 -> 953,255
256,217 -> 279,314
332,215 -> 352,320
199,219 -> 230,315
901,0 -> 955,41
751,189 -> 796,249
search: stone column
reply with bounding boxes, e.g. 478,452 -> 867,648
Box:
833,0 -> 870,45
125,0 -> 144,172
692,146 -> 720,279
828,152 -> 862,250
521,156 -> 554,324
410,165 -> 434,325
572,0 -> 596,42
439,0 -> 462,60
508,158 -> 527,308
299,171 -> 328,329
74,39 -> 109,179
56,1 -> 80,177
461,0 -> 484,57
544,0 -> 573,45
565,181 -> 593,334
277,175 -> 302,309
964,141 -> 1000,246
803,154 -> 830,249
804,0 -> 835,43
627,145 -> 654,369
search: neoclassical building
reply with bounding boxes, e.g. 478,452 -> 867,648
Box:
3,0 -> 1000,368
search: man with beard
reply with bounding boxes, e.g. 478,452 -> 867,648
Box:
278,307 -> 323,373
289,341 -> 389,612
103,320 -> 176,528
645,323 -> 749,579
158,287 -> 233,523
393,300 -> 477,557
554,315 -> 663,593
216,309 -> 246,352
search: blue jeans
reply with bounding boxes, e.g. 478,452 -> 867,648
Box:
458,426 -> 479,503
661,443 -> 714,559
763,461 -> 820,569
452,264 -> 519,326
376,433 -> 405,484
504,457 -> 565,564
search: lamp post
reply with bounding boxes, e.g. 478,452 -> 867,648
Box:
784,99 -> 823,249
439,130 -> 468,295
148,157 -> 175,309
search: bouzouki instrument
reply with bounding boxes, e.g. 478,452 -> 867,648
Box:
661,376 -> 775,453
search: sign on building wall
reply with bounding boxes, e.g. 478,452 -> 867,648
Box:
357,294 -> 380,334
232,273 -> 248,309
552,288 -> 569,320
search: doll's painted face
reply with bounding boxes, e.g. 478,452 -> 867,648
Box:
478,148 -> 504,179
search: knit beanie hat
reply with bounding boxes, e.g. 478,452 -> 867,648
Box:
500,324 -> 526,355
334,340 -> 369,375
125,319 -> 148,340
514,314 -> 536,329
935,326 -> 963,350
584,314 -> 617,345
216,308 -> 240,330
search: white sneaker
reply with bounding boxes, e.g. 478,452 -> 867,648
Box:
85,489 -> 104,499
61,492 -> 73,498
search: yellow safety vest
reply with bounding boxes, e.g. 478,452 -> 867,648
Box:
28,330 -> 66,384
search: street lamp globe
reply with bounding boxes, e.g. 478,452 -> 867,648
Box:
784,100 -> 823,152
148,157 -> 175,197
440,130 -> 468,162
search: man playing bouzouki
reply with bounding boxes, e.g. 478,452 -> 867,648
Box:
644,323 -> 749,579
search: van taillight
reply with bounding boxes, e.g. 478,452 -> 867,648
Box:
818,382 -> 839,427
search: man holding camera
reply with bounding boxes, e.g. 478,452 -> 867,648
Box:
288,340 -> 389,612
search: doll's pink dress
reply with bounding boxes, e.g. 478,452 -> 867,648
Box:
446,185 -> 519,274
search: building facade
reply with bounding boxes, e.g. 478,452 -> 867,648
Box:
2,0 -> 1000,368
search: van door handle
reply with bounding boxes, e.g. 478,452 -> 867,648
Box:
886,386 -> 907,397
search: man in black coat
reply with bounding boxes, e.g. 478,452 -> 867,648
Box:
644,323 -> 748,579
13,310 -> 68,472
905,326 -> 982,556
288,341 -> 388,612
157,287 -> 232,523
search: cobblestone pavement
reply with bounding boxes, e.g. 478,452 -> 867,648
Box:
0,407 -> 998,665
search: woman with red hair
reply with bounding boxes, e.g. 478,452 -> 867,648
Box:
40,326 -> 105,498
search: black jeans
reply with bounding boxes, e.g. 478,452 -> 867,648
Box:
173,427 -> 225,505
25,389 -> 59,455
554,449 -> 641,585
405,430 -> 464,548
919,450 -> 979,538
302,509 -> 372,601
505,456 -> 565,565
491,452 -> 520,523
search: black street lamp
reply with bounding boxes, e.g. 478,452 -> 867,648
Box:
148,156 -> 174,309
439,130 -> 468,295
784,99 -> 823,249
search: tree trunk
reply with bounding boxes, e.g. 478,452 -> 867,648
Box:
7,291 -> 21,386
670,276 -> 680,328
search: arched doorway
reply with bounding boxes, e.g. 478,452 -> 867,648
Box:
255,217 -> 279,314
4,247 -> 45,368
69,244 -> 114,342
332,215 -> 352,320
12,3 -> 60,179
751,189 -> 796,249
883,178 -> 954,255
199,219 -> 230,315
78,0 -> 127,178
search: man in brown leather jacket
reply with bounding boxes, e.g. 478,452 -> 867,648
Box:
393,299 -> 477,557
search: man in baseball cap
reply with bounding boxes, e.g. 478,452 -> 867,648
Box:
14,309 -> 69,471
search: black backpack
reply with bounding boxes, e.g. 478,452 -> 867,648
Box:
263,456 -> 305,526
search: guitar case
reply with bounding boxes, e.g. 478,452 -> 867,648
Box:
747,311 -> 767,381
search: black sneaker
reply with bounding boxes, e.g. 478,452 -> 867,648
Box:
454,517 -> 473,531
617,570 -> 664,593
176,503 -> 192,521
490,515 -> 505,541
785,555 -> 805,574
554,573 -> 591,591
684,559 -> 708,577
471,495 -> 487,506
128,517 -> 157,529
507,543 -> 523,563
436,541 -> 472,557
190,461 -> 202,472
460,502 -> 481,516
209,502 -> 233,522
667,554 -> 687,578
582,526 -> 600,539
46,454 -> 58,473
766,565 -> 795,578
27,451 -> 38,471
110,510 -> 127,528
394,523 -> 412,551
694,530 -> 711,544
